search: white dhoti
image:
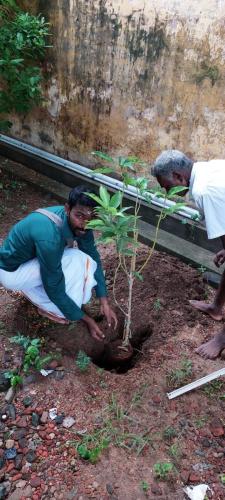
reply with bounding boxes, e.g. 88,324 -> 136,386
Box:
0,248 -> 97,322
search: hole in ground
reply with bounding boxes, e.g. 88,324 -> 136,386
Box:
92,326 -> 153,374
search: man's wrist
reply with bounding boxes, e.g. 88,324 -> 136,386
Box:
99,296 -> 108,304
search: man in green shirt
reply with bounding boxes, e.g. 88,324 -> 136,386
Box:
0,185 -> 117,341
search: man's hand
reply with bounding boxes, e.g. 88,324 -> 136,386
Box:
82,315 -> 105,341
99,297 -> 118,329
214,250 -> 225,268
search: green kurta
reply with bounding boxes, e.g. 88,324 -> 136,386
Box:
0,206 -> 107,320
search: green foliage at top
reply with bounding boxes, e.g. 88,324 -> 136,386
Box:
0,0 -> 51,131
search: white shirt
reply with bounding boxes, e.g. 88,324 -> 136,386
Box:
189,160 -> 225,239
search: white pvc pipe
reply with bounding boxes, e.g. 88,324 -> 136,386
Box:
0,134 -> 200,220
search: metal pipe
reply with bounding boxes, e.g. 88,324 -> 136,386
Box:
0,134 -> 200,220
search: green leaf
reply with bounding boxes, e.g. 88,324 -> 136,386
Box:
26,345 -> 39,358
167,186 -> 187,198
94,167 -> 114,174
99,185 -> 110,207
86,193 -> 105,207
86,219 -> 105,228
133,271 -> 143,281
119,157 -> 136,169
77,444 -> 91,460
91,151 -> 114,162
164,203 -> 186,215
10,58 -> 24,65
109,191 -> 122,208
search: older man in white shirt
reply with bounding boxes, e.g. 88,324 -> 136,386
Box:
152,150 -> 225,359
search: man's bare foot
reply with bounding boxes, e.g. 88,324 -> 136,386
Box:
195,331 -> 225,359
37,308 -> 69,325
189,300 -> 223,321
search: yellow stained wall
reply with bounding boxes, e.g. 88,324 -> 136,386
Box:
12,0 -> 225,164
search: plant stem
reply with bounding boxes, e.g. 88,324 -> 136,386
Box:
138,208 -> 164,274
113,260 -> 128,317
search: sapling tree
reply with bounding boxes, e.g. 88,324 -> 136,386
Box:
87,152 -> 186,349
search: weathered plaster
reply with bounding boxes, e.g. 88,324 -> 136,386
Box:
11,0 -> 225,165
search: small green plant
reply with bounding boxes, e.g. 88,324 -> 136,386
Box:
168,443 -> 181,462
87,152 -> 186,346
77,437 -> 109,464
75,350 -> 91,372
4,370 -> 22,387
194,62 -> 220,86
220,473 -> 225,485
7,334 -> 55,385
167,359 -> 192,388
197,265 -> 207,274
203,380 -> 224,398
153,461 -> 174,481
163,426 -> 177,441
153,298 -> 161,311
194,416 -> 208,428
140,480 -> 149,493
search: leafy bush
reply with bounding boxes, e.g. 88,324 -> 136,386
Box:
0,0 -> 51,130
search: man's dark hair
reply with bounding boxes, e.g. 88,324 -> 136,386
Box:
68,185 -> 97,209
152,150 -> 193,179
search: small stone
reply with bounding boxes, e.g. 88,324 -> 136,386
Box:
62,417 -> 75,429
13,429 -> 27,441
5,387 -> 16,404
188,472 -> 200,482
40,411 -> 48,424
5,439 -> 15,449
49,433 -> 55,439
210,419 -> 225,437
0,372 -> 10,393
0,458 -> 5,470
106,484 -> 114,495
201,438 -> 211,448
30,477 -> 41,487
23,485 -> 32,497
18,438 -> 27,449
6,404 -> 16,420
31,413 -> 39,427
92,481 -> 99,489
14,454 -> 23,471
152,395 -> 161,404
25,450 -> 36,463
16,479 -> 27,488
151,483 -> 162,495
17,417 -> 27,428
0,484 -> 6,499
22,396 -> 33,408
11,473 -> 22,482
4,448 -> 17,460
55,415 -> 64,425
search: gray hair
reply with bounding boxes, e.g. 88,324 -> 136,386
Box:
152,150 -> 193,178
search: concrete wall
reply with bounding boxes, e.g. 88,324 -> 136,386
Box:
12,0 -> 225,165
